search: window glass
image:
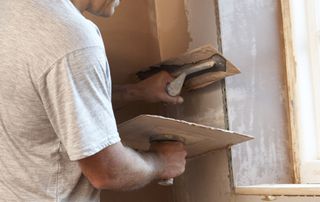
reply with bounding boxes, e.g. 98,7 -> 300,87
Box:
317,1 -> 320,29
312,0 -> 320,159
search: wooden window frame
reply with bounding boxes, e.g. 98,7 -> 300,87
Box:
281,0 -> 320,184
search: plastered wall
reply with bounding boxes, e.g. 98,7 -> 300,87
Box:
219,0 -> 294,185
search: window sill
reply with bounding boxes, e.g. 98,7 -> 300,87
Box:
235,184 -> 320,196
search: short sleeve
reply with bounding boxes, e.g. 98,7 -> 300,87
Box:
38,46 -> 120,161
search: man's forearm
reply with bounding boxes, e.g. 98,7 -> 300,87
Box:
112,71 -> 184,106
112,84 -> 142,103
79,143 -> 164,191
101,146 -> 162,191
112,84 -> 144,110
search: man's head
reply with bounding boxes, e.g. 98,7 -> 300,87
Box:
71,0 -> 120,17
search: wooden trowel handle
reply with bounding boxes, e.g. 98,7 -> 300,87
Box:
158,178 -> 174,186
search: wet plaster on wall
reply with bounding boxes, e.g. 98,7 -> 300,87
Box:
218,0 -> 293,185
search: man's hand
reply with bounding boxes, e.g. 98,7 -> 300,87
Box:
134,71 -> 184,104
112,71 -> 184,106
150,141 -> 187,180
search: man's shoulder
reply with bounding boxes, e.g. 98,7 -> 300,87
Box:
0,0 -> 106,81
5,0 -> 104,59
35,0 -> 104,54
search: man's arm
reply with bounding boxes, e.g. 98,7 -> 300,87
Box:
112,71 -> 184,108
79,142 -> 186,191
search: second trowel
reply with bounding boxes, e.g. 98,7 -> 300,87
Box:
137,45 -> 240,96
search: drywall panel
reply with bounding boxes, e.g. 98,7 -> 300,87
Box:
218,0 -> 293,185
174,149 -> 234,202
236,195 -> 320,202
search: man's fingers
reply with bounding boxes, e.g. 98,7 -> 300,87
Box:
175,96 -> 184,104
161,94 -> 184,105
159,71 -> 174,81
151,141 -> 185,148
150,141 -> 187,156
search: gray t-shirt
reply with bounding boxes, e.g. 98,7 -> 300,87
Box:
0,0 -> 120,201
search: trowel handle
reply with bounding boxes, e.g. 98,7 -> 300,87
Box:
166,73 -> 187,96
158,178 -> 174,186
166,59 -> 215,96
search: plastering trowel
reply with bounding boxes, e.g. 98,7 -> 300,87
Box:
118,115 -> 253,186
137,44 -> 240,96
133,45 -> 242,185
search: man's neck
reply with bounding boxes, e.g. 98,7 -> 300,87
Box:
70,0 -> 91,13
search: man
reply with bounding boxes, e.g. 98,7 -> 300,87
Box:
0,0 -> 187,201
